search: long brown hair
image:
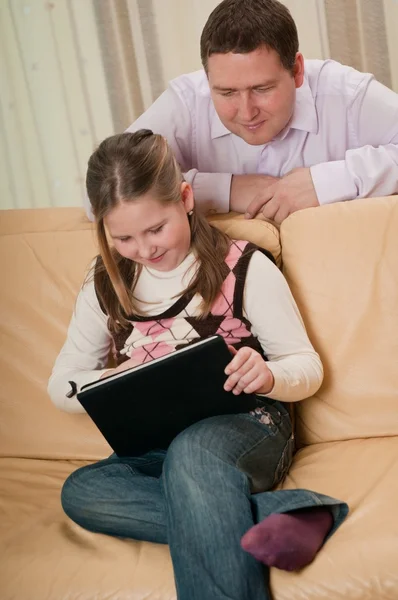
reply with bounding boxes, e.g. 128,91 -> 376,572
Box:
200,0 -> 298,73
86,130 -> 230,331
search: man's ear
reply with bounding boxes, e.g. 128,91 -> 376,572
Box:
293,53 -> 305,88
181,182 -> 195,213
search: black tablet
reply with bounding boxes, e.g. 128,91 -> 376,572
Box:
77,335 -> 258,456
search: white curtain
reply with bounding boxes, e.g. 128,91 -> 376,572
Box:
1,0 -> 398,210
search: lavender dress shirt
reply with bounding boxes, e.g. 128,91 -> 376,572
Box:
85,59 -> 398,217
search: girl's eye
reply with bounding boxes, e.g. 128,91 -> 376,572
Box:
151,225 -> 164,234
119,237 -> 131,242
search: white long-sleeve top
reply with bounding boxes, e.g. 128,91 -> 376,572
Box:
48,250 -> 323,413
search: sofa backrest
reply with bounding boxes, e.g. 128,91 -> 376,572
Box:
0,207 -> 280,460
281,197 -> 398,446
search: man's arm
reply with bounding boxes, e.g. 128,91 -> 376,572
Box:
84,83 -> 232,220
130,85 -> 236,213
310,77 -> 398,205
244,76 -> 398,224
229,174 -> 280,214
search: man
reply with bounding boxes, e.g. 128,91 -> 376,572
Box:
87,0 -> 398,223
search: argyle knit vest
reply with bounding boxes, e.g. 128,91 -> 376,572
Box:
96,241 -> 275,367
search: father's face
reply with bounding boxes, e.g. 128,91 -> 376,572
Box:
208,46 -> 304,145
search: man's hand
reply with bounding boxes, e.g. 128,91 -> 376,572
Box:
245,168 -> 319,224
224,346 -> 274,395
230,174 -> 280,214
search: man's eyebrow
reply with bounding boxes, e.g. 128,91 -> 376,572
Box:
212,85 -> 237,92
212,80 -> 277,92
252,80 -> 277,88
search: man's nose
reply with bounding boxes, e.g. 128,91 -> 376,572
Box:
238,93 -> 259,122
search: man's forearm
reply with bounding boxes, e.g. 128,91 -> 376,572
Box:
310,144 -> 398,205
188,171 -> 232,214
230,174 -> 280,213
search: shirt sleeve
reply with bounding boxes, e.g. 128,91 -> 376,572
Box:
47,278 -> 112,413
83,82 -> 232,220
311,77 -> 398,205
243,251 -> 324,402
130,84 -> 232,214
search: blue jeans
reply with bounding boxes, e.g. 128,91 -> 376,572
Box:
62,399 -> 348,600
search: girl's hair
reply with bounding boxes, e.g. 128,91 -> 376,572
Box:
86,130 -> 230,331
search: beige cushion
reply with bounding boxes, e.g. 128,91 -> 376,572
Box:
0,208 -> 105,460
208,212 -> 281,265
273,436 -> 398,600
0,457 -> 175,600
1,200 -> 397,600
281,197 -> 398,446
1,437 -> 397,600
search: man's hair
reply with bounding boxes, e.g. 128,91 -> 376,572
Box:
200,0 -> 299,73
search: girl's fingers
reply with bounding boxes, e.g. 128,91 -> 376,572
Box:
227,364 -> 261,394
225,347 -> 253,375
224,356 -> 257,391
242,374 -> 264,394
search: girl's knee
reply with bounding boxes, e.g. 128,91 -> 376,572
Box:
60,464 -> 99,525
164,416 -> 236,475
61,471 -> 83,520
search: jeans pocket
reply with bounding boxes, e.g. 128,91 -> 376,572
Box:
272,433 -> 295,487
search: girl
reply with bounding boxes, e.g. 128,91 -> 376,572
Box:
48,130 -> 347,600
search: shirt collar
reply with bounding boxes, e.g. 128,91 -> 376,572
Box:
210,73 -> 318,141
211,108 -> 231,139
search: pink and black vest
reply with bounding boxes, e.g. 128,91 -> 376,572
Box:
96,241 -> 275,367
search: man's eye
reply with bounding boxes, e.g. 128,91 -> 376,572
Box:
221,91 -> 234,97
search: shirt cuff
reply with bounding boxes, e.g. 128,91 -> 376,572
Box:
60,369 -> 110,412
264,362 -> 305,402
192,172 -> 232,214
310,161 -> 358,205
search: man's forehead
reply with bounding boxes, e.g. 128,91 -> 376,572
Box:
207,48 -> 284,88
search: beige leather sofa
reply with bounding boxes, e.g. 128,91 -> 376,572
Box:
1,198 -> 397,600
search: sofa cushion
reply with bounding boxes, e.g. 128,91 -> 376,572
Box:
0,458 -> 175,600
1,437 -> 397,600
208,212 -> 281,266
274,436 -> 398,600
0,207 -> 280,460
281,197 -> 398,446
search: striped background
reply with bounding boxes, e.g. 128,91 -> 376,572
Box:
1,0 -> 398,209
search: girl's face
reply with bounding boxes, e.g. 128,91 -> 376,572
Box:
105,183 -> 194,272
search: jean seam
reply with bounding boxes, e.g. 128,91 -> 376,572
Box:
236,427 -> 278,467
271,434 -> 294,488
237,414 -> 291,467
307,491 -> 325,506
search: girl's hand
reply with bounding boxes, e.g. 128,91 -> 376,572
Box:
224,346 -> 274,395
99,357 -> 138,380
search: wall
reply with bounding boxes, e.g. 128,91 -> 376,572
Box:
1,0 -> 398,210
